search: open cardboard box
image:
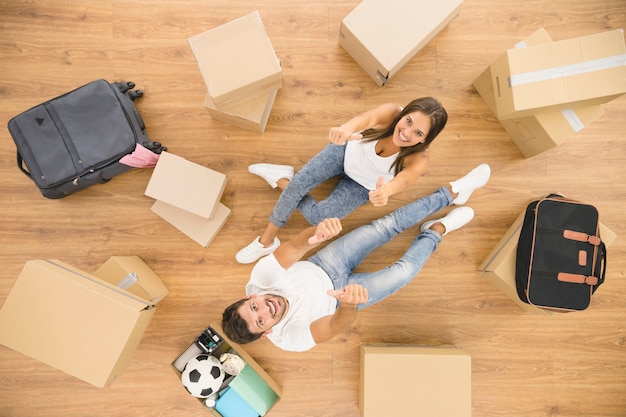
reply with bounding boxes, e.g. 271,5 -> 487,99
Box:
473,28 -> 606,158
188,11 -> 282,108
478,199 -> 617,315
145,152 -> 230,247
359,343 -> 471,417
172,323 -> 282,416
339,0 -> 463,86
0,256 -> 168,387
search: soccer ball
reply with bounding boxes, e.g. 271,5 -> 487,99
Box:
181,354 -> 225,398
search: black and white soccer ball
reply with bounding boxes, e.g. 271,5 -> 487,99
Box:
181,354 -> 225,398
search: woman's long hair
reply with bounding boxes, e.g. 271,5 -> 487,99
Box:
362,97 -> 447,175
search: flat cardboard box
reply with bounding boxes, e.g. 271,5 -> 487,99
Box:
203,89 -> 278,133
172,323 -> 282,416
359,343 -> 471,417
473,28 -> 606,158
339,0 -> 463,86
151,200 -> 231,247
490,29 -> 626,119
188,11 -> 282,107
478,202 -> 617,315
0,258 -> 166,387
145,151 -> 227,220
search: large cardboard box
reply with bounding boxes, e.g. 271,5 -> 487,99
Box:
203,89 -> 278,133
359,343 -> 471,417
145,152 -> 230,247
490,29 -> 626,119
339,0 -> 463,86
474,28 -> 606,158
188,11 -> 282,107
0,257 -> 167,387
172,323 -> 282,416
478,201 -> 617,315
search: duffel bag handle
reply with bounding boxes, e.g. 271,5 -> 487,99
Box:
594,242 -> 607,293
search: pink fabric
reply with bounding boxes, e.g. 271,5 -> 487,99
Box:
119,143 -> 160,167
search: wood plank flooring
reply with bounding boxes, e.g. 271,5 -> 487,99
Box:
0,1 -> 625,416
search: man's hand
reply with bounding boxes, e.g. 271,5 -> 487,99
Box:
308,218 -> 342,245
327,284 -> 369,306
310,284 -> 368,344
328,127 -> 363,145
368,176 -> 390,207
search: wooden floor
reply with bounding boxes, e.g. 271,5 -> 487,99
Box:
1,1 -> 625,416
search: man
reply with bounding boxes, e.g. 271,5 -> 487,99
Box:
222,164 -> 491,352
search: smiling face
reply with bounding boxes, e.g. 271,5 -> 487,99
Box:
237,294 -> 288,336
392,111 -> 432,148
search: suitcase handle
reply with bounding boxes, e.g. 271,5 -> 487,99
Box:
16,152 -> 32,179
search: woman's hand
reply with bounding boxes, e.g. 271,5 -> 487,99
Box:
368,176 -> 390,206
328,127 -> 363,145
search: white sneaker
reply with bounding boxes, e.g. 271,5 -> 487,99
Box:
420,207 -> 474,236
449,163 -> 491,205
249,163 -> 294,189
235,236 -> 280,264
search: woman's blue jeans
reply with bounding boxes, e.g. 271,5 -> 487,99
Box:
307,186 -> 453,309
269,143 -> 370,227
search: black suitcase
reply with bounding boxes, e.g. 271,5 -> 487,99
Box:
515,194 -> 607,311
7,79 -> 166,199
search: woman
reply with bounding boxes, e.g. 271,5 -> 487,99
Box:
236,97 -> 449,264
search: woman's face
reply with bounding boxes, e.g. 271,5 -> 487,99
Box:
392,111 -> 432,148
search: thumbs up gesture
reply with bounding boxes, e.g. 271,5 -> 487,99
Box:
368,176 -> 389,207
307,218 -> 342,245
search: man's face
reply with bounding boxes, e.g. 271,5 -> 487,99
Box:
237,294 -> 288,336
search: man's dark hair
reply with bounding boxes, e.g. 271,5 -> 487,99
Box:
222,298 -> 264,344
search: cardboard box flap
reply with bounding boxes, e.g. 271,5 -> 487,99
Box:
0,260 -> 156,387
93,256 -> 168,304
145,152 -> 227,220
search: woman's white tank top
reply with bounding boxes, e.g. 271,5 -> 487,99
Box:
344,139 -> 397,191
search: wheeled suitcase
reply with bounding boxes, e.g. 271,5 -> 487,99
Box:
7,79 -> 166,199
515,194 -> 607,311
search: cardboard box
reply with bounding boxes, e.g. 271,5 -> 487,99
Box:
359,343 -> 471,417
474,28 -> 606,158
203,89 -> 278,133
172,323 -> 282,416
478,201 -> 617,315
145,151 -> 227,219
93,255 -> 169,304
0,257 -> 167,387
490,29 -> 626,119
151,200 -> 231,247
145,152 -> 230,247
188,11 -> 282,107
339,0 -> 463,86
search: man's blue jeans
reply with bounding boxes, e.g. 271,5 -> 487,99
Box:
269,143 -> 370,227
307,186 -> 453,309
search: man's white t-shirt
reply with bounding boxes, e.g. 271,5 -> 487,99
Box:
344,139 -> 397,190
247,254 -> 336,352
